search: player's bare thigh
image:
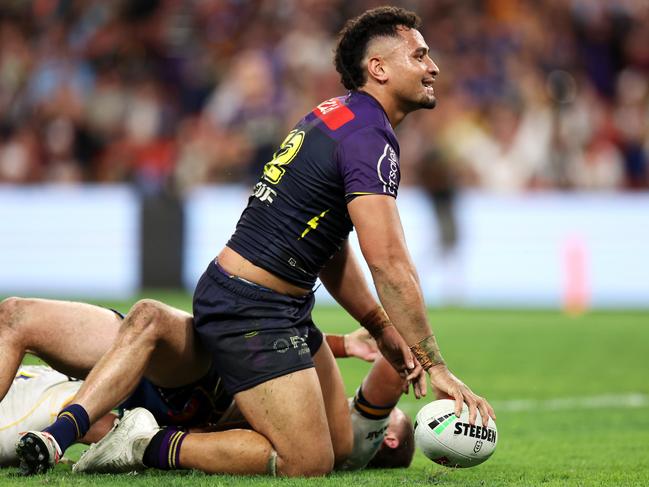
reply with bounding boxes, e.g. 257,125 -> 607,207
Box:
0,297 -> 121,379
234,368 -> 334,477
313,339 -> 353,466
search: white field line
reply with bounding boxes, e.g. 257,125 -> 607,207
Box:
402,393 -> 649,415
491,393 -> 649,412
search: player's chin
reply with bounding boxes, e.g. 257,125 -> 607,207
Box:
420,94 -> 437,109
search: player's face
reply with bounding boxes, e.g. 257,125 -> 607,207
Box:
385,407 -> 407,440
385,27 -> 439,111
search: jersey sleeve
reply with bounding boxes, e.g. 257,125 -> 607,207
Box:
336,127 -> 400,201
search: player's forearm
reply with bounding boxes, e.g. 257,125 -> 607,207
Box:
368,260 -> 432,346
361,355 -> 404,405
319,241 -> 380,321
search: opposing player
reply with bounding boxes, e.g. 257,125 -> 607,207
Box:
0,296 -> 407,470
0,366 -> 114,466
19,6 -> 494,477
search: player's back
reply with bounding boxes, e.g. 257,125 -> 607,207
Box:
228,91 -> 401,289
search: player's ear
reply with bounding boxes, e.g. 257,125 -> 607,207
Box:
383,434 -> 399,449
367,56 -> 388,84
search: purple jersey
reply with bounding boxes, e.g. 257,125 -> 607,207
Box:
227,91 -> 400,288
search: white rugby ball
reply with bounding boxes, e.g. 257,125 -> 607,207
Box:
414,399 -> 497,468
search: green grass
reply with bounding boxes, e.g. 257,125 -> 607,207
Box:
2,291 -> 648,486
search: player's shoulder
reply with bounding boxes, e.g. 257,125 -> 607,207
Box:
306,91 -> 395,143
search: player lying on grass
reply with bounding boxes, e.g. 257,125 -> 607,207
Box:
0,297 -> 413,471
71,353 -> 414,474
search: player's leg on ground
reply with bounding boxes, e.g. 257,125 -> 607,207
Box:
313,339 -> 353,467
179,368 -> 334,477
72,299 -> 211,422
16,299 -> 211,474
0,297 -> 121,401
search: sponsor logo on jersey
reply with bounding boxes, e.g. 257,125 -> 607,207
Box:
376,143 -> 399,195
252,181 -> 277,203
453,422 -> 497,443
313,98 -> 355,130
365,425 -> 389,441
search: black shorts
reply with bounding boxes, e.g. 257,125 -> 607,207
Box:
192,259 -> 323,395
119,366 -> 232,427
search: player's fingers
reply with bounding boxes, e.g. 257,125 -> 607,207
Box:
405,361 -> 422,382
413,370 -> 427,399
476,397 -> 490,426
401,344 -> 415,371
453,393 -> 464,418
466,396 -> 479,425
485,400 -> 497,421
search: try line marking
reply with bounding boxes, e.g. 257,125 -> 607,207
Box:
491,393 -> 649,412
400,393 -> 649,415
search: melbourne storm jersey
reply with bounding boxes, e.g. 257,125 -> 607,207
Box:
227,91 -> 400,288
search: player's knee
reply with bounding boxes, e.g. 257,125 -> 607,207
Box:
123,299 -> 167,340
0,297 -> 26,334
278,446 -> 334,477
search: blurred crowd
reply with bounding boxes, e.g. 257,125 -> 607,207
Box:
0,0 -> 648,194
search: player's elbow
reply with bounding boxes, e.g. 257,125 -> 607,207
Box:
367,258 -> 416,286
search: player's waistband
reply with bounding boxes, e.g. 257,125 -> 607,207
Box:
205,259 -> 314,306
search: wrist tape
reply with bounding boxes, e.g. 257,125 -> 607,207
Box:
409,335 -> 445,370
360,306 -> 391,338
327,334 -> 348,358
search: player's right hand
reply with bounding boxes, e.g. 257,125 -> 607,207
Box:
374,325 -> 426,398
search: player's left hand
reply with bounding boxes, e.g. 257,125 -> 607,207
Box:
428,365 -> 496,426
343,328 -> 379,362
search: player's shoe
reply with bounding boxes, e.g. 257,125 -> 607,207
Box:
15,431 -> 62,475
73,408 -> 159,474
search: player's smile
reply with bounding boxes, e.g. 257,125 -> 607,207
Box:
422,78 -> 435,94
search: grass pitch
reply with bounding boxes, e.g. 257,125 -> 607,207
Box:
2,291 -> 648,486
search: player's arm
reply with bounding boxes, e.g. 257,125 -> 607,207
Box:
319,239 -> 380,321
348,194 -> 495,425
320,240 -> 413,375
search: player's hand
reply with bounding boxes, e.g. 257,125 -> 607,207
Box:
374,325 -> 426,398
343,328 -> 378,362
427,364 -> 496,426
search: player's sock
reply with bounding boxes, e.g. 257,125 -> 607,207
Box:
353,386 -> 396,420
142,427 -> 187,470
43,404 -> 90,453
341,386 -> 397,470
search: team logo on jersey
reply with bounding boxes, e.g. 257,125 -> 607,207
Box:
313,98 -> 355,130
263,129 -> 305,185
376,143 -> 399,195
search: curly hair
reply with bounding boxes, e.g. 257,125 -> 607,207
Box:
334,6 -> 421,91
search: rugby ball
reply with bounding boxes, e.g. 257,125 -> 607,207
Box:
414,399 -> 497,468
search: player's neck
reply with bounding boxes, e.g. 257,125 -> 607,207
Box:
358,86 -> 407,128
